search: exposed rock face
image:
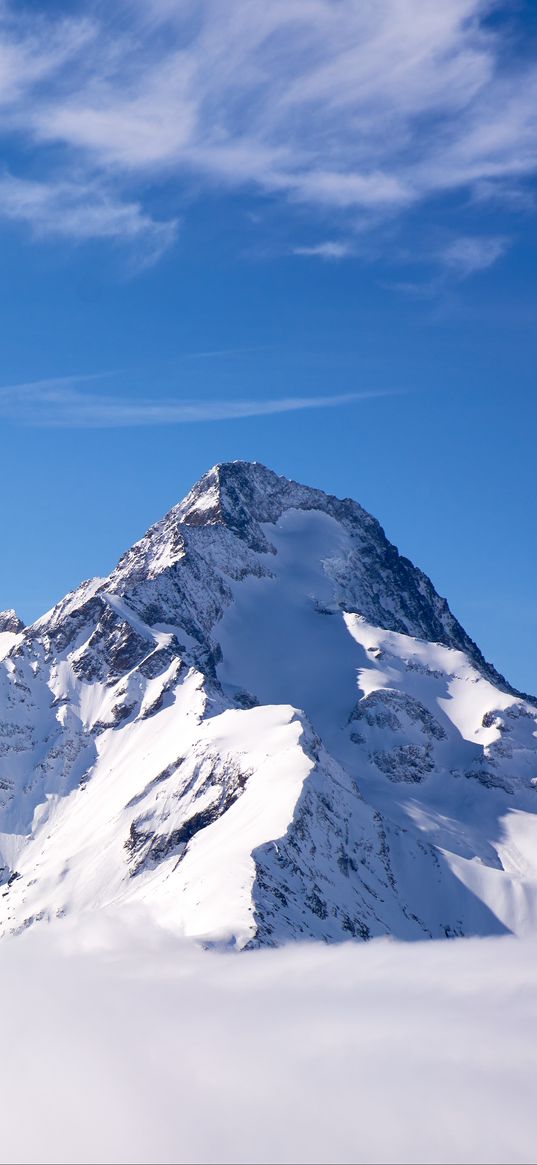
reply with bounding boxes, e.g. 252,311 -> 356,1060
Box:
0,460 -> 535,947
0,610 -> 25,634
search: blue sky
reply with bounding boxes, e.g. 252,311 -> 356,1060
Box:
0,0 -> 536,692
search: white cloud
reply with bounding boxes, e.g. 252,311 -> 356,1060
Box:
292,241 -> 352,260
1,916 -> 537,1164
0,1 -> 534,257
440,234 -> 510,277
0,173 -> 178,262
0,9 -> 94,106
0,374 -> 397,427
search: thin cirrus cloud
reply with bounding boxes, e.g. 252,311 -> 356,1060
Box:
0,1 -> 535,263
383,232 -> 512,296
438,234 -> 511,277
0,375 -> 399,428
0,173 -> 179,263
292,241 -> 352,261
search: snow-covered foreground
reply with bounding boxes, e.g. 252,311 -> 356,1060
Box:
2,916 -> 537,1165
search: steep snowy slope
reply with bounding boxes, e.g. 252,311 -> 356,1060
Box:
0,461 -> 536,946
0,610 -> 24,661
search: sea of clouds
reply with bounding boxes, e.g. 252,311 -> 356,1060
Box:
2,911 -> 536,1165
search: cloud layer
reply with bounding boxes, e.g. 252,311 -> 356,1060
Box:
1,915 -> 536,1164
0,1 -> 535,262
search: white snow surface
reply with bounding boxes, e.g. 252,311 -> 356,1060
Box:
0,916 -> 536,1165
0,461 -> 536,946
0,631 -> 20,660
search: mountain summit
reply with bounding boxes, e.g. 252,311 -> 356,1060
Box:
0,461 -> 536,946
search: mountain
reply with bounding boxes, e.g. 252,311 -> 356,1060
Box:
0,609 -> 24,660
0,460 -> 536,947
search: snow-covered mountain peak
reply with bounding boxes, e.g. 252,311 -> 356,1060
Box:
138,459 -> 513,694
0,610 -> 24,634
0,463 -> 535,947
174,460 -> 370,551
21,462 -> 518,697
0,610 -> 24,662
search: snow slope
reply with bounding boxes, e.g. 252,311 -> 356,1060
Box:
0,609 -> 23,661
0,461 -> 536,945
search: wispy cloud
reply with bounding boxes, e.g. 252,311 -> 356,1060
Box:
438,234 -> 510,277
292,241 -> 352,261
383,231 -> 510,297
0,173 -> 178,263
0,375 -> 398,428
0,2 -> 535,261
0,9 -> 94,106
